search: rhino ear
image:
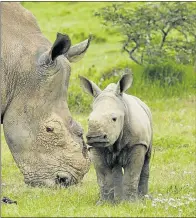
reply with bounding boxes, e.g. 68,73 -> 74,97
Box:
66,35 -> 92,63
50,33 -> 71,61
116,73 -> 133,95
79,75 -> 101,98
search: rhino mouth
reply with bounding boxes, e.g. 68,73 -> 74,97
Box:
87,138 -> 110,148
87,142 -> 110,149
86,134 -> 110,148
86,133 -> 109,145
24,173 -> 77,188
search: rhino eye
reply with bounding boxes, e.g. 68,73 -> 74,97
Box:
112,117 -> 117,122
46,126 -> 54,132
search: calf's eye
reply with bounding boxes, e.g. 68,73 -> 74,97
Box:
112,117 -> 117,122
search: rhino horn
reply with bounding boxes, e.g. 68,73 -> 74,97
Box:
66,35 -> 92,63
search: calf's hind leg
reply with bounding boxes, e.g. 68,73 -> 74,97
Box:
138,149 -> 151,197
122,144 -> 146,201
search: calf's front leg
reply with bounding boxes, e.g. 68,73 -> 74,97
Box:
123,144 -> 146,201
113,165 -> 123,202
90,148 -> 114,203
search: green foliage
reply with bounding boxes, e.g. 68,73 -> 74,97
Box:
68,60 -> 136,113
143,58 -> 185,86
69,61 -> 194,112
20,2 -> 195,112
96,2 -> 196,66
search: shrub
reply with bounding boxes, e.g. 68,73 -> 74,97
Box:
143,58 -> 185,86
68,64 -> 134,113
95,2 -> 196,67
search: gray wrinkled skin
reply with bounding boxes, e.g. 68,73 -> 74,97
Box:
1,3 -> 91,187
80,73 -> 153,203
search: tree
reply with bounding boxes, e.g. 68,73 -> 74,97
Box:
95,2 -> 196,66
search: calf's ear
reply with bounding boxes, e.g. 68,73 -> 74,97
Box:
116,73 -> 133,95
50,33 -> 71,61
79,76 -> 101,98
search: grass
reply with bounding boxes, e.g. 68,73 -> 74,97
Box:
2,96 -> 196,217
1,2 -> 196,217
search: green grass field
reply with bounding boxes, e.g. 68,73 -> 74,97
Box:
1,2 -> 196,217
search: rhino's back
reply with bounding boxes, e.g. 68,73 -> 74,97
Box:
1,3 -> 50,117
2,3 -> 50,58
2,3 -> 42,38
123,94 -> 152,149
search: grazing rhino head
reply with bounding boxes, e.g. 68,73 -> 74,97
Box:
79,74 -> 133,148
1,3 -> 91,187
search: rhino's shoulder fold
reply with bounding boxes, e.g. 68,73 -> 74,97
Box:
122,94 -> 152,149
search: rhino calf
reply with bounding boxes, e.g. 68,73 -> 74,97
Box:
80,73 -> 153,203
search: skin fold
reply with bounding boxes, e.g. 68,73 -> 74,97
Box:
80,73 -> 153,203
1,2 -> 91,187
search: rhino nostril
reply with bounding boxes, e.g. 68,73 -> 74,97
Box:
103,134 -> 107,139
56,174 -> 70,186
59,177 -> 68,184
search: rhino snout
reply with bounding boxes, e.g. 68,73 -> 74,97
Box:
86,133 -> 109,144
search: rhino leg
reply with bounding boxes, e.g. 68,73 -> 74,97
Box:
122,144 -> 146,201
90,148 -> 114,203
138,149 -> 151,197
112,165 -> 123,202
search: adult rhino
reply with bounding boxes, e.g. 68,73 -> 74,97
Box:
1,2 -> 90,187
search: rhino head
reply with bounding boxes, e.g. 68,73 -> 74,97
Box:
79,74 -> 133,148
3,33 -> 91,187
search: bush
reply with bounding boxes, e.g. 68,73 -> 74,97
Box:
95,2 -> 196,67
68,63 -> 134,113
143,58 -> 185,86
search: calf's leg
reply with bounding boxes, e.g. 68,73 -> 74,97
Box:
122,144 -> 146,201
112,165 -> 123,202
138,151 -> 151,197
90,148 -> 114,203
